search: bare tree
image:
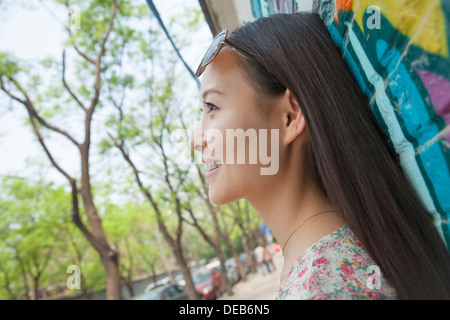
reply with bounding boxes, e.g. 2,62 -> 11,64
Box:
110,134 -> 200,300
0,0 -> 122,299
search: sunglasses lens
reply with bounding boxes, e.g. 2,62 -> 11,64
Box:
196,29 -> 227,76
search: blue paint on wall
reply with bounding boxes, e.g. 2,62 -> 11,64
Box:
376,39 -> 450,213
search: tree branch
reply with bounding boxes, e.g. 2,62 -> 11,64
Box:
64,1 -> 96,65
185,201 -> 216,247
1,75 -> 81,149
90,0 -> 118,109
108,133 -> 158,211
83,0 -> 118,148
62,50 -> 86,112
66,29 -> 96,65
2,72 -> 95,252
68,178 -> 101,252
0,75 -> 26,105
98,0 -> 117,63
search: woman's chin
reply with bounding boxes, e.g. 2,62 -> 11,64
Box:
208,188 -> 238,205
208,193 -> 230,206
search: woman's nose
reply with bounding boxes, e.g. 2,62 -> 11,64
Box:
189,121 -> 204,152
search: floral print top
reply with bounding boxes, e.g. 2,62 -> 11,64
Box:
275,224 -> 397,300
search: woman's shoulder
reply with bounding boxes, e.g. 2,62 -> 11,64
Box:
275,225 -> 397,300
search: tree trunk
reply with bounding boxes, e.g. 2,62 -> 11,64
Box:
122,276 -> 134,298
79,144 -> 122,300
242,233 -> 257,274
171,239 -> 200,300
154,225 -> 175,282
222,231 -> 248,282
77,198 -> 122,300
15,253 -> 31,300
100,251 -> 122,300
218,206 -> 248,282
75,198 -> 122,300
216,247 -> 233,296
33,276 -> 39,300
154,213 -> 198,300
185,201 -> 234,296
206,203 -> 233,296
151,267 -> 157,285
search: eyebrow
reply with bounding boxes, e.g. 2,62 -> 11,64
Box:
201,88 -> 225,100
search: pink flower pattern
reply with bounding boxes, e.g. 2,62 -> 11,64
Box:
275,224 -> 397,300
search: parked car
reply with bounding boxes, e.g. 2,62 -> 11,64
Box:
192,268 -> 221,300
131,283 -> 188,300
143,276 -> 170,292
206,258 -> 226,293
174,273 -> 185,286
206,257 -> 220,270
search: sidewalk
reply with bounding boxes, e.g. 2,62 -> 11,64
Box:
218,252 -> 283,300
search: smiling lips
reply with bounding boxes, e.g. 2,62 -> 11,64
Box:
203,159 -> 222,178
205,161 -> 222,172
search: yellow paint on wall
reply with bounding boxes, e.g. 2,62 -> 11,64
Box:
351,0 -> 448,57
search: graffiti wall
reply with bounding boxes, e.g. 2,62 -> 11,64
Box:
249,0 -> 450,248
250,0 -> 299,16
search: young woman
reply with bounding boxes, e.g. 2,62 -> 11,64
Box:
190,12 -> 450,299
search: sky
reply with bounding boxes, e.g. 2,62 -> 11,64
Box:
0,0 -> 210,185
0,1 -> 55,175
0,0 -> 53,180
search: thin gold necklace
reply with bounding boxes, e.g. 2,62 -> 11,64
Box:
282,210 -> 336,256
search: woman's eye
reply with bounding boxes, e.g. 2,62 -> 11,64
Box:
204,102 -> 219,114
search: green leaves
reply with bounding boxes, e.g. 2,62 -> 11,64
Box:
0,176 -> 71,299
0,52 -> 21,78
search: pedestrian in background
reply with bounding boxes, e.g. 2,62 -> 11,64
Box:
264,244 -> 276,272
254,240 -> 271,275
263,244 -> 275,271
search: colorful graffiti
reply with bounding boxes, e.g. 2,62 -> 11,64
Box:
250,0 -> 450,248
251,0 -> 298,18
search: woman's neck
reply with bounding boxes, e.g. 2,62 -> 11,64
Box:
247,169 -> 345,283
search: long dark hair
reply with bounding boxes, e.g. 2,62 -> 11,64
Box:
229,12 -> 450,299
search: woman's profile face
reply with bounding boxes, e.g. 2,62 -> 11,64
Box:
190,48 -> 282,205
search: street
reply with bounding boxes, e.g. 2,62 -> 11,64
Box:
218,252 -> 283,300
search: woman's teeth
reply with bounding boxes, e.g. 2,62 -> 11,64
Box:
206,161 -> 222,172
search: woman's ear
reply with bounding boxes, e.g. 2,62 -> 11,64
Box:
283,89 -> 306,145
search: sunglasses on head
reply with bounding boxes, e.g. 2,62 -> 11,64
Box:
195,29 -> 254,77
